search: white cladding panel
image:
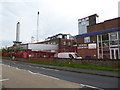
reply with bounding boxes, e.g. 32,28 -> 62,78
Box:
28,44 -> 58,51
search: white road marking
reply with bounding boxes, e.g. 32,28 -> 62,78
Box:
7,65 -> 11,67
40,67 -> 59,71
80,83 -> 104,90
41,67 -> 46,69
15,67 -> 21,70
44,68 -> 54,71
29,66 -> 32,67
34,67 -> 40,68
54,70 -> 60,71
27,70 -> 60,80
28,71 -> 39,75
38,73 -> 60,80
0,78 -> 9,82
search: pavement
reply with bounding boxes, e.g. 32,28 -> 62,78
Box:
16,60 -> 120,78
2,64 -> 84,88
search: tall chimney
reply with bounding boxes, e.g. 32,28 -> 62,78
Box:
36,11 -> 39,42
16,22 -> 20,42
13,22 -> 21,46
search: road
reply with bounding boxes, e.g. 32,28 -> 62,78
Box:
1,59 -> 120,89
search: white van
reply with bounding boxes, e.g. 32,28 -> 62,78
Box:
54,52 -> 82,59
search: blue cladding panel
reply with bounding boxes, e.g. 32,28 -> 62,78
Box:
75,28 -> 120,38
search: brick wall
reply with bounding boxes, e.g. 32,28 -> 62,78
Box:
28,57 -> 54,63
77,48 -> 97,59
60,39 -> 76,49
27,57 -> 120,68
55,59 -> 120,68
88,17 -> 119,33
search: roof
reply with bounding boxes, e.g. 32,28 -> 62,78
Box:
28,43 -> 58,45
47,33 -> 71,38
75,28 -> 120,38
78,14 -> 98,21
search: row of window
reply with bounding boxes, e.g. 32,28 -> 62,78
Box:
46,31 -> 120,46
98,31 -> 120,46
83,31 -> 120,44
98,31 -> 120,41
63,41 -> 72,46
46,41 -> 72,46
47,42 -> 58,44
99,40 -> 120,47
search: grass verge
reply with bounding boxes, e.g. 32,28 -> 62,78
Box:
23,61 -> 120,72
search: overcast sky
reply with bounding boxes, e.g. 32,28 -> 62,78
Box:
0,0 -> 119,48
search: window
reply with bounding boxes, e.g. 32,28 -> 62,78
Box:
110,40 -> 119,46
79,22 -> 81,24
68,42 -> 71,46
53,42 -> 56,44
99,42 -> 102,47
73,42 -> 77,46
81,20 -> 86,25
102,33 -> 109,41
55,42 -> 58,44
102,41 -> 109,46
84,37 -> 90,43
85,18 -> 89,21
58,35 -> 62,38
109,32 -> 119,46
110,32 -> 118,40
69,54 -> 74,59
118,31 -> 120,45
63,41 -> 66,45
98,35 -> 101,42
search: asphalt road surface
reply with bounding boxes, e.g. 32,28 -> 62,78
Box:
1,59 -> 120,89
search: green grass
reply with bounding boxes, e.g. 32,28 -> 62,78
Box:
2,57 -> 16,61
2,57 -> 120,72
23,60 -> 120,72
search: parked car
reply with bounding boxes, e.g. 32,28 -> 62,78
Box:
54,52 -> 82,59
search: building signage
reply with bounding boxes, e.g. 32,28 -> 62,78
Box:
88,43 -> 96,49
77,44 -> 88,49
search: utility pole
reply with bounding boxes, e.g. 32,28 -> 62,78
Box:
36,11 -> 39,42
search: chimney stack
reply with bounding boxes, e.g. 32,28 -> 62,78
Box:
16,22 -> 20,42
13,22 -> 22,45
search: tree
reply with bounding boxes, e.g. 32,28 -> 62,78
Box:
0,48 -> 9,53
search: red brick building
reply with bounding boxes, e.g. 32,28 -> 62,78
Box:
76,17 -> 120,59
39,33 -> 77,52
